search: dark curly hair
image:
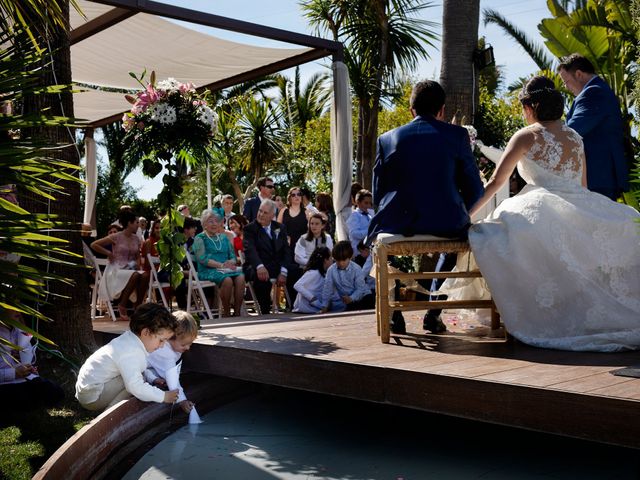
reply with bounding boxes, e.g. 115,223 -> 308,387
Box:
518,75 -> 564,122
304,246 -> 331,276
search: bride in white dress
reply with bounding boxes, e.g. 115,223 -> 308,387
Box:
463,76 -> 640,352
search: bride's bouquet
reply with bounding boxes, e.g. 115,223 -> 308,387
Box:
121,71 -> 217,175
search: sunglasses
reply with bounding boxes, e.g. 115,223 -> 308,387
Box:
290,192 -> 302,197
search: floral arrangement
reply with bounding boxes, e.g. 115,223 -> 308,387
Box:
121,71 -> 218,288
122,71 -> 217,181
462,124 -> 495,180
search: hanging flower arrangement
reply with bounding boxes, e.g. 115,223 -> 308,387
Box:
121,71 -> 218,289
122,71 -> 217,180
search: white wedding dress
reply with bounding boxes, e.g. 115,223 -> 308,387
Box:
460,122 -> 640,352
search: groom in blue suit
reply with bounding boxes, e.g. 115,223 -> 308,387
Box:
366,80 -> 483,333
367,80 -> 483,241
558,54 -> 629,201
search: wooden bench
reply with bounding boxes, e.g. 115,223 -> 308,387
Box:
373,233 -> 500,343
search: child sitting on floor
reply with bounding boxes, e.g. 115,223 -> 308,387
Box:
292,247 -> 335,314
144,310 -> 198,414
320,241 -> 375,313
75,303 -> 179,411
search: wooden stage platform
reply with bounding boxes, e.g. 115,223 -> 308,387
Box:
93,310 -> 640,449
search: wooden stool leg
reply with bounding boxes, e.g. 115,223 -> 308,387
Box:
378,245 -> 391,343
490,301 -> 500,331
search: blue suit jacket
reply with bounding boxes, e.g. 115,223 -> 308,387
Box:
242,196 -> 261,223
367,115 -> 484,242
566,76 -> 628,194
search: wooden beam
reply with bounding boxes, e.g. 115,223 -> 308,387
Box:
70,7 -> 137,45
88,0 -> 343,53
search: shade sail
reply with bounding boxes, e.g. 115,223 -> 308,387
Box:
71,1 -> 315,126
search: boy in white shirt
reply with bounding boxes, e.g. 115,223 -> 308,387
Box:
346,189 -> 373,257
75,303 -> 179,411
145,311 -> 198,414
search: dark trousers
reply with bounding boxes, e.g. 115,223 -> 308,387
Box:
0,377 -> 64,411
345,293 -> 375,311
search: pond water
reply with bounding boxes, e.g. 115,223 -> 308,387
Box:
123,386 -> 639,479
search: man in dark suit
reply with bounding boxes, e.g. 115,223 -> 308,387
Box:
366,80 -> 484,334
242,199 -> 296,314
243,177 -> 275,222
558,54 -> 629,201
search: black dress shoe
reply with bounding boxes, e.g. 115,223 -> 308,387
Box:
423,314 -> 446,333
391,310 -> 406,334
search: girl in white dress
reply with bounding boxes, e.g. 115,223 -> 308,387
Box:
459,76 -> 640,352
294,213 -> 334,268
292,246 -> 333,314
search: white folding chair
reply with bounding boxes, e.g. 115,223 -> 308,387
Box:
82,242 -> 117,321
146,253 -> 170,309
184,248 -> 221,320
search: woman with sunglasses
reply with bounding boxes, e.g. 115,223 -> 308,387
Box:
276,186 -> 308,252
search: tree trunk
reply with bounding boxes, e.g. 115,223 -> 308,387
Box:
359,101 -> 377,191
439,0 -> 480,124
20,1 -> 96,357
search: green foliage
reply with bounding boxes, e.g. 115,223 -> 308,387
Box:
0,25 -> 82,338
378,81 -> 413,134
156,209 -> 186,288
475,86 -> 525,150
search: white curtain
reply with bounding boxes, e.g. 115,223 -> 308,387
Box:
83,131 -> 97,236
330,60 -> 353,241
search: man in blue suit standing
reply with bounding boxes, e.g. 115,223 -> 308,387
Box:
243,176 -> 276,222
366,80 -> 484,333
558,54 -> 629,201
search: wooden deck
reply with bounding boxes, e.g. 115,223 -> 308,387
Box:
93,309 -> 640,449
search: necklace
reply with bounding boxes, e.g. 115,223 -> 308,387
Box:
207,232 -> 223,251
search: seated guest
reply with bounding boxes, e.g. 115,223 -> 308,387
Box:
243,176 -> 275,222
75,303 -> 179,411
242,199 -> 296,315
294,213 -> 334,268
0,310 -> 64,411
292,247 -> 336,313
192,210 -> 245,317
91,209 -> 150,321
137,216 -> 148,241
228,214 -> 248,261
300,187 -> 319,216
365,80 -> 483,334
140,219 -> 161,269
314,192 -> 336,239
346,189 -> 373,257
354,240 -> 376,292
320,241 -> 374,313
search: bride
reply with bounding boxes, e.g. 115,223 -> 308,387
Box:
461,75 -> 640,352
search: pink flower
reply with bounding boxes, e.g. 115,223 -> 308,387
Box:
137,121 -> 145,130
133,84 -> 162,113
122,114 -> 135,131
179,82 -> 196,93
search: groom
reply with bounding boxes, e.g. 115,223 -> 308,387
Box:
366,80 -> 484,333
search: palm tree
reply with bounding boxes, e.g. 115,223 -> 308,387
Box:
15,0 -> 96,356
301,0 -> 438,190
277,67 -> 331,132
439,0 -> 480,124
236,96 -> 285,199
1,0 -> 95,356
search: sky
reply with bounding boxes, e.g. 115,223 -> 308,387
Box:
122,0 -> 551,200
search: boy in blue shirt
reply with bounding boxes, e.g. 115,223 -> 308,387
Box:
320,241 -> 375,312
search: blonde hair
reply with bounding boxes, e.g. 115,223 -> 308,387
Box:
172,310 -> 199,339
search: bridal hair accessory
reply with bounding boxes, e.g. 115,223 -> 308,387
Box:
519,87 -> 557,99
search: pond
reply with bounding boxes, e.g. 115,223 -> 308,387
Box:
123,386 -> 639,479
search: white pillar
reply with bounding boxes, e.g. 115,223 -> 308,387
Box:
83,129 -> 98,236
